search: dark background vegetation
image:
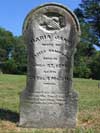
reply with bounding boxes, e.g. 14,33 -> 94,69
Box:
0,0 -> 100,79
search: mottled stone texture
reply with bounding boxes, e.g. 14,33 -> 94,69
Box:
19,3 -> 80,128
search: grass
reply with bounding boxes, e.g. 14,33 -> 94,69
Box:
0,74 -> 100,133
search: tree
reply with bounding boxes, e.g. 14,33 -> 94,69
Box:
74,8 -> 96,78
74,57 -> 92,78
13,36 -> 27,74
0,27 -> 27,74
0,27 -> 15,61
74,1 -> 100,79
89,51 -> 100,79
79,0 -> 100,47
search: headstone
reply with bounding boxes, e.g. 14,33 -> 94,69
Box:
19,3 -> 80,128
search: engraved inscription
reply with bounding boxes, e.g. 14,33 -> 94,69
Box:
30,33 -> 70,86
23,92 -> 67,104
29,76 -> 69,81
31,34 -> 70,43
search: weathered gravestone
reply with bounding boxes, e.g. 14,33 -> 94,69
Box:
19,3 -> 80,128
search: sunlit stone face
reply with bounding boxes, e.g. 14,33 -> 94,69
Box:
19,3 -> 80,128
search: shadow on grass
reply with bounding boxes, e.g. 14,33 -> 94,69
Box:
0,108 -> 19,123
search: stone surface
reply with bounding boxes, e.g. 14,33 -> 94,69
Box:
19,3 -> 80,128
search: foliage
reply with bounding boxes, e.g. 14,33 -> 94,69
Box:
13,36 -> 27,74
74,57 -> 91,78
74,0 -> 100,79
80,0 -> 100,47
0,27 -> 27,74
75,0 -> 100,47
0,28 -> 15,61
2,59 -> 17,74
89,51 -> 100,79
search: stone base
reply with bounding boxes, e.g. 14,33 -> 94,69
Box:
19,90 -> 78,128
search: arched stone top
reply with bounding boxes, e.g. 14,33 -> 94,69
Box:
22,3 -> 81,35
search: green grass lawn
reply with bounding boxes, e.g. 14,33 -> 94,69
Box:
0,74 -> 100,133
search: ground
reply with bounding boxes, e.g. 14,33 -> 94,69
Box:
0,74 -> 100,133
